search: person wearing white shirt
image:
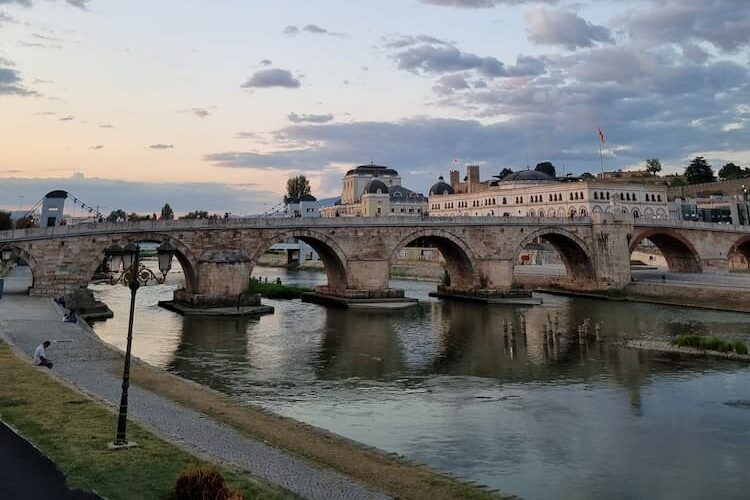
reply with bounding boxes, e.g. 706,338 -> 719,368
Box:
33,341 -> 53,369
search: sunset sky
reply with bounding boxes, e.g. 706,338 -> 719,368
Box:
1,0 -> 748,215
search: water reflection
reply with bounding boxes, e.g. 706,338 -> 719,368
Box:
90,265 -> 750,500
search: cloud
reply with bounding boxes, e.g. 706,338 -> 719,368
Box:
282,25 -> 299,35
148,143 -> 174,149
180,107 -> 210,118
0,66 -> 38,96
0,11 -> 16,24
260,59 -> 272,66
420,0 -> 552,8
90,145 -> 103,150
99,123 -> 114,128
59,115 -> 74,121
617,0 -> 750,52
287,112 -> 334,124
525,8 -> 614,50
0,173 -> 279,215
0,0 -> 90,8
241,68 -> 301,89
283,24 -> 341,36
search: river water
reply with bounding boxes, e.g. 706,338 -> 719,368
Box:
90,263 -> 750,500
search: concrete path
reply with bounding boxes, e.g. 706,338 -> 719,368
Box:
0,269 -> 388,500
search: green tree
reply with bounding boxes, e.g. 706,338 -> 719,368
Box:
498,167 -> 513,178
0,211 -> 12,231
718,162 -> 747,180
161,203 -> 174,221
284,175 -> 311,204
106,209 -> 127,222
180,210 -> 209,219
127,212 -> 151,222
684,156 -> 715,185
669,177 -> 686,187
646,158 -> 662,176
580,172 -> 595,180
535,161 -> 556,177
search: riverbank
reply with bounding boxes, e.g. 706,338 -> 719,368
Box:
0,341 -> 284,500
617,339 -> 750,362
0,283 -> 506,499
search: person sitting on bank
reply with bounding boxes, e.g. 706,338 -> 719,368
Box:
33,341 -> 54,369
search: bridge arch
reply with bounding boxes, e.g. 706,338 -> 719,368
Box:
390,228 -> 476,288
252,229 -> 349,290
0,243 -> 39,292
728,235 -> 750,270
516,227 -> 595,281
630,228 -> 702,273
84,232 -> 199,293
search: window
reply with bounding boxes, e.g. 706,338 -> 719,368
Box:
594,192 -> 598,200
657,194 -> 662,202
502,197 -> 507,205
606,192 -> 610,200
645,194 -> 650,201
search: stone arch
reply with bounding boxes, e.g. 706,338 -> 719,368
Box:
630,228 -> 702,273
83,232 -> 199,294
538,209 -> 545,217
592,205 -> 603,213
728,235 -> 750,270
390,229 -> 477,288
516,227 -> 596,281
644,207 -> 654,219
0,243 -> 39,292
253,229 -> 349,290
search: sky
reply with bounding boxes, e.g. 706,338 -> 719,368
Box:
0,0 -> 748,215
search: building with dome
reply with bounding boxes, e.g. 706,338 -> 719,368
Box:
320,164 -> 428,217
428,165 -> 669,219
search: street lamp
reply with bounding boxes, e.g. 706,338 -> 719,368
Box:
106,241 -> 174,449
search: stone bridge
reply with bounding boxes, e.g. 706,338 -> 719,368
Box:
2,215 -> 750,305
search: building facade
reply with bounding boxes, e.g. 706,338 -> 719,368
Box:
320,164 -> 428,217
428,167 -> 669,219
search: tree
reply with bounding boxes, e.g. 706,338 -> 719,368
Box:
669,177 -> 686,187
284,175 -> 311,204
181,210 -> 209,220
15,215 -> 37,229
718,162 -> 748,180
535,161 -> 556,177
646,158 -> 662,176
0,211 -> 12,230
580,172 -> 595,180
106,209 -> 127,222
498,167 -> 513,179
161,203 -> 174,221
684,156 -> 715,185
127,212 -> 151,222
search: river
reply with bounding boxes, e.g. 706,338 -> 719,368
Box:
90,262 -> 750,499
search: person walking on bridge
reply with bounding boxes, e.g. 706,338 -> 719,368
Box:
33,341 -> 53,369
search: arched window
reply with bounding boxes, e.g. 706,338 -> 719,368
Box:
606,192 -> 610,200
645,194 -> 650,201
657,194 -> 662,202
502,197 -> 507,205
594,192 -> 599,200
626,193 -> 630,201
580,192 -> 584,199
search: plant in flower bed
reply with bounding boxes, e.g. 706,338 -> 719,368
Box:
672,335 -> 748,354
248,277 -> 311,299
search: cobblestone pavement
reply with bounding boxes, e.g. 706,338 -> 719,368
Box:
0,269 -> 388,500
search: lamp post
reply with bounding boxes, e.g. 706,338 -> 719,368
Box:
105,241 -> 174,449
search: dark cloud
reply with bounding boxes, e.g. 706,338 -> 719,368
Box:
287,112 -> 334,124
525,8 -> 613,50
0,173 -> 279,215
618,0 -> 750,52
432,73 -> 471,95
241,68 -> 300,89
282,25 -> 299,35
303,24 -> 327,34
0,0 -> 90,8
59,115 -> 74,121
420,0 -> 553,7
283,24 -> 341,37
0,66 -> 38,96
260,59 -> 272,66
148,144 -> 173,149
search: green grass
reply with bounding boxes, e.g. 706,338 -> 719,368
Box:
672,335 -> 748,354
248,280 -> 311,299
0,341 -> 291,500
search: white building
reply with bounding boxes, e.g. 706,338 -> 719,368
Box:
428,168 -> 669,219
320,164 -> 428,217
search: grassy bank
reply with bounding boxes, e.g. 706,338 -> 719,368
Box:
248,279 -> 311,299
673,335 -> 748,354
0,341 -> 290,500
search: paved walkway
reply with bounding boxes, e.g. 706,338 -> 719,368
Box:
0,270 -> 387,500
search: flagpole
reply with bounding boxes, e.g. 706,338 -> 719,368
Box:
599,141 -> 604,175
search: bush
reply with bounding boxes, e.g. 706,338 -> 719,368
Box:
735,341 -> 748,355
174,467 -> 244,500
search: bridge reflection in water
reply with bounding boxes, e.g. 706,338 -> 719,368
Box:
90,265 -> 750,500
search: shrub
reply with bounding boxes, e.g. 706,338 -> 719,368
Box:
734,341 -> 748,355
174,467 -> 244,500
672,335 -> 740,353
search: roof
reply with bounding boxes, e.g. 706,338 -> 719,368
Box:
389,185 -> 426,202
363,179 -> 389,194
45,190 -> 68,199
345,164 -> 399,177
501,170 -> 557,182
299,194 -> 317,202
429,177 -> 455,195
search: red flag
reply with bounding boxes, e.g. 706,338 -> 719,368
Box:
597,128 -> 606,144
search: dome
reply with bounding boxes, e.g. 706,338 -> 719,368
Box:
364,179 -> 389,194
345,164 -> 399,177
299,194 -> 317,202
429,176 -> 454,195
501,170 -> 556,182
